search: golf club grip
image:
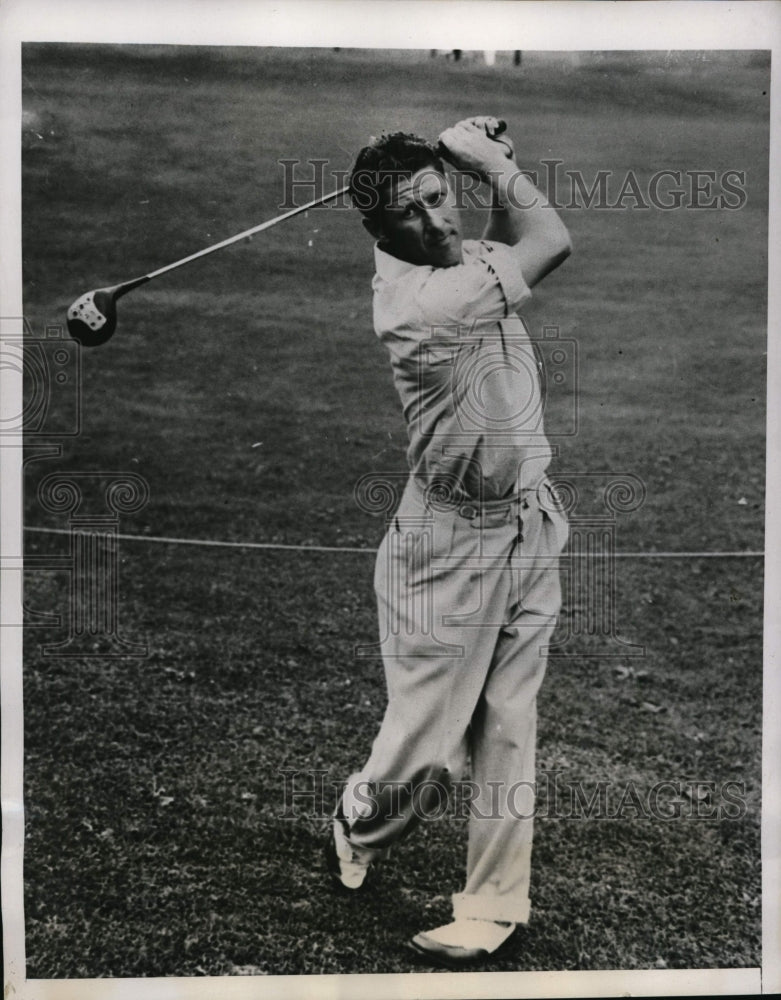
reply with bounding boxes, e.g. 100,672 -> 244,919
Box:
436,118 -> 509,161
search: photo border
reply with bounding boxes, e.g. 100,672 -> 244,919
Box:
2,2 -> 778,997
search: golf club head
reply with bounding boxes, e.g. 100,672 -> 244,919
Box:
66,286 -> 118,347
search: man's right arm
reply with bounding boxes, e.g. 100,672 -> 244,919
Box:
438,117 -> 572,289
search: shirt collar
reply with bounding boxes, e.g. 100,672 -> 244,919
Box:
373,243 -> 429,283
373,241 -> 477,283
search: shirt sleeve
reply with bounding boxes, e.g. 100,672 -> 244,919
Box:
414,240 -> 531,329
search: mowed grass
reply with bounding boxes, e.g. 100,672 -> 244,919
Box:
21,46 -> 766,976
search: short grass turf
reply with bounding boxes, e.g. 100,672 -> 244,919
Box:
20,45 -> 766,976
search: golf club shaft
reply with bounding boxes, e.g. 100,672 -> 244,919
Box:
115,122 -> 506,292
131,185 -> 350,286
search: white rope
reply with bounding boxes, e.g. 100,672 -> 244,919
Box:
23,526 -> 764,559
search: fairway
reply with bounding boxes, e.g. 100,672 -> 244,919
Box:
20,45 -> 766,976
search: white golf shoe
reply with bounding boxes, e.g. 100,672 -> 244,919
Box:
325,815 -> 380,891
409,918 -> 517,966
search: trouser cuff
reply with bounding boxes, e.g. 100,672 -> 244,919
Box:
452,891 -> 531,925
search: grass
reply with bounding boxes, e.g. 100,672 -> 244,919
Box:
20,45 -> 766,976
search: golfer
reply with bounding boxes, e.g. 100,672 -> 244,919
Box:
327,116 -> 572,967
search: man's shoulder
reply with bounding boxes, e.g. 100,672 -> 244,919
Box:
372,239 -> 524,336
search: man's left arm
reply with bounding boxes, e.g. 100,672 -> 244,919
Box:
438,117 -> 571,289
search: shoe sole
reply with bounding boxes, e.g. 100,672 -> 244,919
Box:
405,929 -> 518,969
405,938 -> 489,969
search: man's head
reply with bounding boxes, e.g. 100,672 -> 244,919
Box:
349,132 -> 463,268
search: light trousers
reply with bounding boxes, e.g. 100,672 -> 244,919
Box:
341,475 -> 568,924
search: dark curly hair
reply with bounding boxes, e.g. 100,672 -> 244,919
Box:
349,131 -> 445,227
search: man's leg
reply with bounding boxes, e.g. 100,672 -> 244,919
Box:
340,505 -> 512,854
410,497 -> 565,964
457,499 -> 563,922
334,480 -> 518,879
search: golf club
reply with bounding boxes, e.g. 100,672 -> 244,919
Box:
66,185 -> 349,347
66,119 -> 510,348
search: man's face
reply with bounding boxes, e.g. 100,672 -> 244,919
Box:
377,168 -> 463,268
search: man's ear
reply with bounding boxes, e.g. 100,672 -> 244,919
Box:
362,216 -> 384,241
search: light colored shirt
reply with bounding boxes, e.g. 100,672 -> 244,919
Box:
372,239 -> 552,501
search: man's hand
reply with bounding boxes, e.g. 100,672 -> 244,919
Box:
437,117 -> 515,179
